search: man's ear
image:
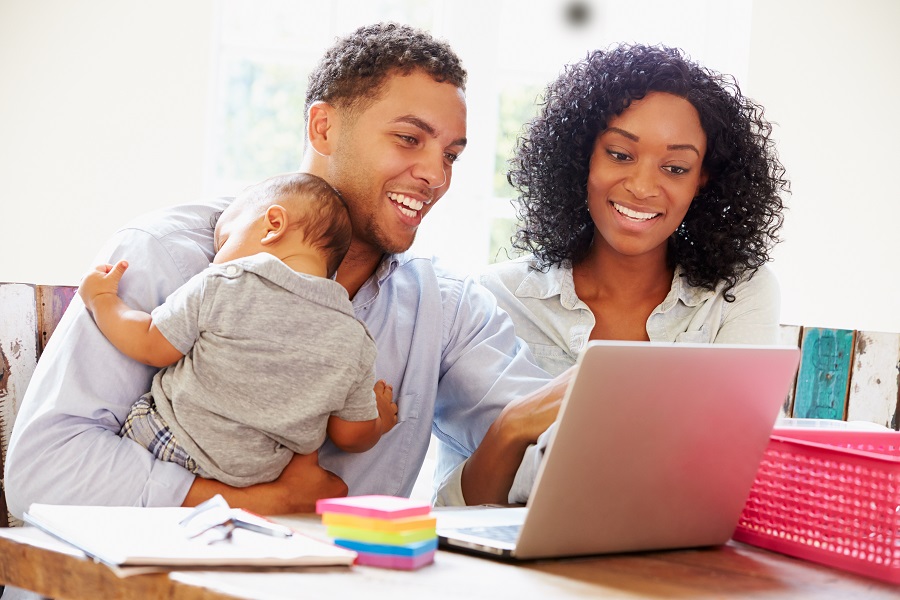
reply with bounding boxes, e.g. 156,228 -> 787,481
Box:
261,205 -> 288,245
307,102 -> 338,156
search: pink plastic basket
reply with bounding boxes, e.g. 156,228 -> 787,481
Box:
733,427 -> 900,584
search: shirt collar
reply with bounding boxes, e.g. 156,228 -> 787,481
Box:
515,260 -> 716,312
375,252 -> 403,285
514,260 -> 583,310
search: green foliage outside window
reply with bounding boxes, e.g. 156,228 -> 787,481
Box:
218,59 -> 309,183
493,84 -> 543,198
489,83 -> 543,263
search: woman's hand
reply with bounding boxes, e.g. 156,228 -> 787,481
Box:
460,365 -> 577,505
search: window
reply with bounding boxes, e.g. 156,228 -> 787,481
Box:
205,0 -> 752,273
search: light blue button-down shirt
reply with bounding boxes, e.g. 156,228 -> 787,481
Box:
5,200 -> 551,518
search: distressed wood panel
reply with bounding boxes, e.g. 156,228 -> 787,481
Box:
778,324 -> 802,418
793,328 -> 855,420
0,283 -> 40,528
37,285 -> 76,353
847,330 -> 900,430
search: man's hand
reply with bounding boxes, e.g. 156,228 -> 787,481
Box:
182,451 -> 348,515
374,379 -> 398,435
78,260 -> 129,314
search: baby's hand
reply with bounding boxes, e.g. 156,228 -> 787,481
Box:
78,260 -> 129,312
374,380 -> 397,435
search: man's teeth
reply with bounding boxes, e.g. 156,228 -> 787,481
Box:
388,192 -> 429,216
613,202 -> 658,221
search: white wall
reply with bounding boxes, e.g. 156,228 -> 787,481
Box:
747,0 -> 900,333
0,0 -> 214,285
2,0 -> 898,333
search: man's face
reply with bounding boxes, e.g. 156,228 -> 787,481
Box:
326,70 -> 467,255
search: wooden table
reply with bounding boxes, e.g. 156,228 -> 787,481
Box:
1,514 -> 897,600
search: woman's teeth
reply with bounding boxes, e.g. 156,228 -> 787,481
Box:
613,202 -> 658,221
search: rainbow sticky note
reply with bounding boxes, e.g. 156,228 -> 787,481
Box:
316,495 -> 436,570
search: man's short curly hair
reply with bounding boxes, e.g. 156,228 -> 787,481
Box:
508,44 -> 789,300
305,22 -> 467,119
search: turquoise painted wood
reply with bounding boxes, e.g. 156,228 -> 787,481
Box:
793,328 -> 855,420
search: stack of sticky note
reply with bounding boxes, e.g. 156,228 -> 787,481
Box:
315,495 -> 437,570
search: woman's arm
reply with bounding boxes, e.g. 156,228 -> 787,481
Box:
460,367 -> 574,505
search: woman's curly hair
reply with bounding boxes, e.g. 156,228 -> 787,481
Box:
508,44 -> 788,300
305,22 -> 467,118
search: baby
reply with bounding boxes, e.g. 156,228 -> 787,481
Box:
79,172 -> 396,487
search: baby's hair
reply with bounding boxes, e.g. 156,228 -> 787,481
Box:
230,173 -> 352,278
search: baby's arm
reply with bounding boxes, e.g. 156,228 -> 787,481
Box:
78,260 -> 184,368
327,380 -> 397,453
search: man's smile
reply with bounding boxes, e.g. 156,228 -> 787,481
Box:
388,192 -> 430,218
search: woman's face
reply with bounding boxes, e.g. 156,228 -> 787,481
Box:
586,91 -> 708,262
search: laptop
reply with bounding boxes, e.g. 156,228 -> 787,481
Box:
436,340 -> 800,560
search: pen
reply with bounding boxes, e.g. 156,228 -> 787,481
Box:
230,515 -> 294,538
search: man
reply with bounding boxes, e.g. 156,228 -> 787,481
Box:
5,22 -> 564,517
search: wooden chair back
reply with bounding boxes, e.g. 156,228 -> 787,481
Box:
0,283 -> 76,527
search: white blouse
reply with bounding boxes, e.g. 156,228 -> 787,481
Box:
478,256 -> 782,377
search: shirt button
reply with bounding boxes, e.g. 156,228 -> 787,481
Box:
225,265 -> 238,276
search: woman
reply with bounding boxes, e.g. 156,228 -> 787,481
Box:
481,44 -> 789,378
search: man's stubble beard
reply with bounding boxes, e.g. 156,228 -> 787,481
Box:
330,148 -> 418,256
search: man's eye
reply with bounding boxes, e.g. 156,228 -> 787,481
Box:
444,152 -> 459,164
397,135 -> 418,145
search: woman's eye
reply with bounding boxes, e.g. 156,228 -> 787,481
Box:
607,150 -> 630,161
397,135 -> 418,146
664,165 -> 689,175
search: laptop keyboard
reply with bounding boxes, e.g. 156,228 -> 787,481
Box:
457,524 -> 521,543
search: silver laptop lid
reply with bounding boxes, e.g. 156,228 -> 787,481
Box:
510,341 -> 800,559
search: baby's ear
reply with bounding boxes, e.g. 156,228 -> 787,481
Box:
261,205 -> 288,245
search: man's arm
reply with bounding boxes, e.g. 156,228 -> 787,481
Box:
183,451 -> 347,514
5,223 -> 203,519
79,260 -> 184,368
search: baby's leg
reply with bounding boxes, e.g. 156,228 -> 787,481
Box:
120,395 -> 208,476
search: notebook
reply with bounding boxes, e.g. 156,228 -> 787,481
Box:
23,502 -> 357,573
436,340 -> 800,560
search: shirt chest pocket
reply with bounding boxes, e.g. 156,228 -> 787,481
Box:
528,342 -> 577,378
396,393 -> 420,422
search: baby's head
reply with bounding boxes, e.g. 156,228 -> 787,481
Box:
214,173 -> 352,278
